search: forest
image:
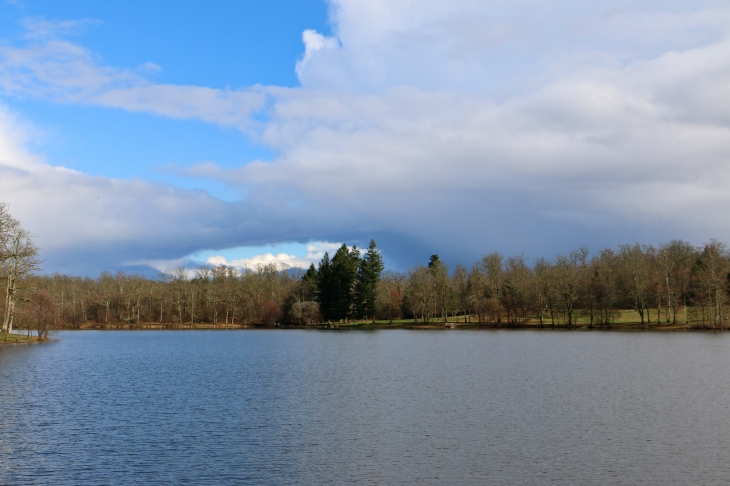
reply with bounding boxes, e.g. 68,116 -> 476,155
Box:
3,202 -> 730,337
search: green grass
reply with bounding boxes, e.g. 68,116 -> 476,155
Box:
315,310 -> 698,329
1,332 -> 44,343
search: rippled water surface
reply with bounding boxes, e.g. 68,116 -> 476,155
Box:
2,330 -> 730,484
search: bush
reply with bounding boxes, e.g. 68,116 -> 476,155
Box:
289,301 -> 321,325
260,300 -> 283,327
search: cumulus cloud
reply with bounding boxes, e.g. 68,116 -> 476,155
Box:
205,241 -> 341,270
218,0 -> 730,259
308,0 -> 730,93
295,29 -> 340,82
2,1 -> 730,274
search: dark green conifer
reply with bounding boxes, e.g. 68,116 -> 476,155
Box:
316,252 -> 334,320
355,239 -> 385,320
300,263 -> 318,301
303,263 -> 318,282
329,244 -> 360,321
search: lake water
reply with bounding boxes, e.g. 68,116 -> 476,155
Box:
2,330 -> 730,485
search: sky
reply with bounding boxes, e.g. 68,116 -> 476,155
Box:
0,0 -> 729,277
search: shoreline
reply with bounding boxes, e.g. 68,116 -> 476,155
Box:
55,321 -> 721,332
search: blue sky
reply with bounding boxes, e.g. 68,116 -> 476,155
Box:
0,0 -> 329,196
1,0 -> 729,276
0,1 -> 331,87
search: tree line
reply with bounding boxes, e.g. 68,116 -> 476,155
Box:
4,201 -> 730,331
388,241 -> 730,328
5,240 -> 386,331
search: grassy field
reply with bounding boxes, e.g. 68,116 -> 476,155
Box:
326,309 -> 710,330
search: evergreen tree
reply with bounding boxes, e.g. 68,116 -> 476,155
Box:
355,239 -> 385,320
428,254 -> 440,268
301,263 -> 318,301
303,263 -> 318,295
303,263 -> 318,282
316,252 -> 334,320
329,244 -> 361,321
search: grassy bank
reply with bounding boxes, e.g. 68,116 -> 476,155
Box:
1,332 -> 47,343
56,310 -> 721,331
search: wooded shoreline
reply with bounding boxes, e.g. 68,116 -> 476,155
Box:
5,201 -> 730,337
52,318 -> 726,331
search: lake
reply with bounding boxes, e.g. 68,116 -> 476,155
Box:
1,330 -> 730,484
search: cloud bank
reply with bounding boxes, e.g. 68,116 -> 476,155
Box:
1,1 -> 730,274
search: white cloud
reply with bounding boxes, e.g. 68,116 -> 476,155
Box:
205,241 -> 341,270
138,62 -> 162,73
0,35 -> 268,128
3,2 -> 730,274
213,0 -> 730,257
0,102 -> 356,275
297,1 -> 730,93
295,29 -> 340,82
20,18 -> 96,40
0,102 -> 290,275
124,257 -> 190,275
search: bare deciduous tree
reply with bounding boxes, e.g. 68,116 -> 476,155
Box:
1,208 -> 40,335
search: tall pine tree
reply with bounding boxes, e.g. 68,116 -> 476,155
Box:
355,239 -> 385,320
301,263 -> 318,301
329,244 -> 360,321
316,252 -> 334,320
304,263 -> 318,281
